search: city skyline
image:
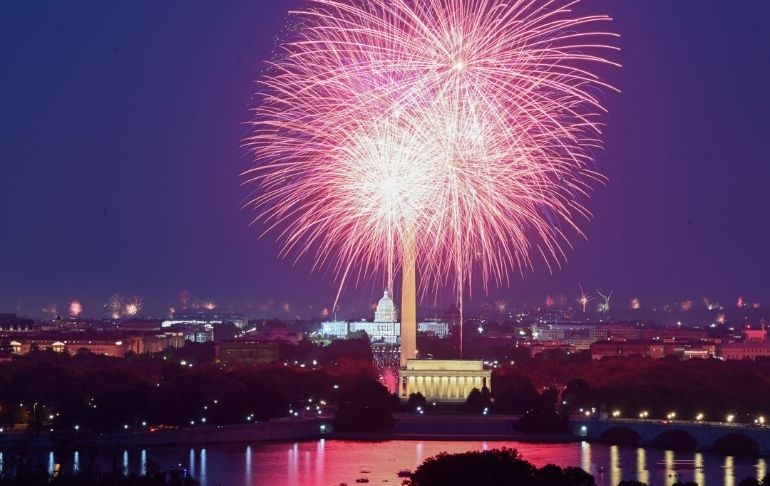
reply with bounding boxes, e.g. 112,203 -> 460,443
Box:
2,1 -> 770,317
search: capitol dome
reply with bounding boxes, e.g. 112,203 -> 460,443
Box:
374,289 -> 398,323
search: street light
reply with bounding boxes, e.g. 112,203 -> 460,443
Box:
726,414 -> 735,423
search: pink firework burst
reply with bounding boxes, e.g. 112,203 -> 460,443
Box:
245,0 -> 618,303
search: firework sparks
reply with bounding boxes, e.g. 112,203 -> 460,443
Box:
630,297 -> 640,310
68,299 -> 83,318
577,284 -> 592,313
680,299 -> 693,312
494,300 -> 508,314
106,294 -> 125,319
203,300 -> 217,311
716,312 -> 726,325
124,297 -> 142,317
245,0 -> 618,307
544,295 -> 555,308
596,289 -> 612,315
105,293 -> 142,319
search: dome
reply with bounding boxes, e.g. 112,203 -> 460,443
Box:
374,289 -> 397,323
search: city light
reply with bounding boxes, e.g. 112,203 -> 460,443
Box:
726,414 -> 735,423
611,410 -> 621,418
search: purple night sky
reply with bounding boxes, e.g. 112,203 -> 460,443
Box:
1,1 -> 769,319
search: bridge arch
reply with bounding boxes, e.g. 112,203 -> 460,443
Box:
711,433 -> 760,455
652,429 -> 698,451
599,426 -> 642,446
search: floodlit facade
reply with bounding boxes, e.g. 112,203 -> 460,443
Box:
349,290 -> 401,344
399,359 -> 491,402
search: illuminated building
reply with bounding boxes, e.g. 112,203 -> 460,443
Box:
718,343 -> 770,360
162,312 -> 246,329
0,314 -> 34,331
319,321 -> 349,339
417,320 -> 450,338
399,360 -> 491,402
349,290 -> 401,344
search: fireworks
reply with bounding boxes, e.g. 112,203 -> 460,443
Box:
68,299 -> 83,318
577,284 -> 592,313
124,297 -> 142,317
596,289 -> 612,315
105,293 -> 142,319
494,300 -> 508,314
544,295 -> 555,308
202,300 -> 217,311
680,299 -> 693,312
716,312 -> 726,325
630,297 -> 640,310
245,0 -> 618,306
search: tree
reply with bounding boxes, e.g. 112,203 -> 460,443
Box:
333,380 -> 396,432
617,481 -> 647,486
465,387 -> 491,413
737,478 -> 762,486
407,392 -> 428,412
562,378 -> 590,411
409,448 -> 595,486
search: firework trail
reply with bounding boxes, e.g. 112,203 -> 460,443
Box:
245,0 -> 618,309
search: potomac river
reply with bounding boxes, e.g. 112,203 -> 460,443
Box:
2,439 -> 767,486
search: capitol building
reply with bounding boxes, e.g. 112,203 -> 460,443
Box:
349,290 -> 401,344
319,290 -> 450,342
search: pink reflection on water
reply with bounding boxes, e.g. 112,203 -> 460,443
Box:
280,440 -> 585,486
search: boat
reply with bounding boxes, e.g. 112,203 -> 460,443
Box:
355,478 -> 370,484
397,469 -> 412,478
360,469 -> 371,474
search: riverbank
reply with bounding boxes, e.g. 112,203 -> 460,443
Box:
0,417 -> 332,449
0,414 -> 573,449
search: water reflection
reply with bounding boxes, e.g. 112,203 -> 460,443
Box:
610,445 -> 621,486
200,448 -> 206,484
664,450 -> 675,485
245,445 -> 252,483
47,451 -> 55,476
188,448 -> 195,479
140,449 -> 147,476
694,452 -> 704,486
581,440 -> 591,474
637,447 -> 649,484
725,456 -> 734,486
2,440 -> 768,486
